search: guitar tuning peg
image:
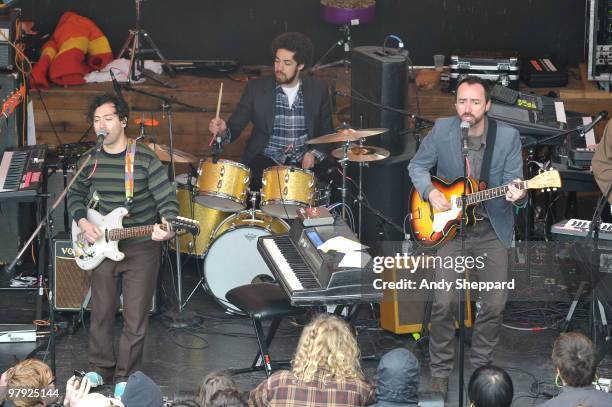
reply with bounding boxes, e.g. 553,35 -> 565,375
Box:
546,188 -> 551,192
553,188 -> 557,191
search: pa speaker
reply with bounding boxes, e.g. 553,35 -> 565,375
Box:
350,46 -> 407,155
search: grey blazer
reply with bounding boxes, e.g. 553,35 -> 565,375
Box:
407,116 -> 524,248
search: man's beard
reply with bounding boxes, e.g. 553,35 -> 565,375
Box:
275,69 -> 298,85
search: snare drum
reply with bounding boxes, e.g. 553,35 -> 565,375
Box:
204,210 -> 289,314
196,158 -> 250,211
174,178 -> 230,256
260,166 -> 315,219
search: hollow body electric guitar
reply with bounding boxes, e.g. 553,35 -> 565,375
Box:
71,207 -> 200,270
408,169 -> 561,248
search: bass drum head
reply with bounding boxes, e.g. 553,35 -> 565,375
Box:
204,211 -> 289,314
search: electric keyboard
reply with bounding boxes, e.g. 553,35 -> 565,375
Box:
0,145 -> 47,199
551,219 -> 612,241
257,218 -> 382,306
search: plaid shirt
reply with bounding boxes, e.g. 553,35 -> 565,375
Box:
249,370 -> 375,407
261,83 -> 324,165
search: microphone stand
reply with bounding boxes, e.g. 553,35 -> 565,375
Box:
458,130 -> 469,407
4,138 -> 104,376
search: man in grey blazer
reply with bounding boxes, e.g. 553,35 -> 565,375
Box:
208,32 -> 333,191
408,76 -> 526,399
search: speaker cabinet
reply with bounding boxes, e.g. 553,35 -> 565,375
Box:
351,46 -> 407,155
380,259 -> 472,335
0,10 -> 16,71
52,237 -> 156,313
53,238 -> 92,311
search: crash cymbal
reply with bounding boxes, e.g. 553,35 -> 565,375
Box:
306,128 -> 388,144
146,143 -> 199,163
331,144 -> 390,162
134,118 -> 160,127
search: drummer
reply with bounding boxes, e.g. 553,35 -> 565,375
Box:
208,32 -> 334,191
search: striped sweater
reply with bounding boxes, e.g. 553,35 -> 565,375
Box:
67,141 -> 179,246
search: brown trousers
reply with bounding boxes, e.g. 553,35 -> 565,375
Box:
429,220 -> 509,378
88,240 -> 161,382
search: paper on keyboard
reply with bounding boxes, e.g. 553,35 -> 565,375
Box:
338,251 -> 371,268
317,236 -> 368,253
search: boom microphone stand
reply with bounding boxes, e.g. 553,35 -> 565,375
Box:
5,136 -> 106,376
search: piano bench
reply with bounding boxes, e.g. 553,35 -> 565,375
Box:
226,283 -> 306,377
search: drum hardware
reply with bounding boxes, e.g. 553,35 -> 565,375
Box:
331,138 -> 390,238
117,0 -> 176,82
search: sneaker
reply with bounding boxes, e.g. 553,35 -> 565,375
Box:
430,376 -> 448,400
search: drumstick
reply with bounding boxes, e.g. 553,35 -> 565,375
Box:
209,82 -> 224,147
215,82 -> 223,119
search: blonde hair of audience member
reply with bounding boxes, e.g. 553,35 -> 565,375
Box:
291,313 -> 364,382
5,359 -> 55,407
197,371 -> 239,407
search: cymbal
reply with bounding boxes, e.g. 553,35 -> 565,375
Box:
331,144 -> 390,162
134,118 -> 160,127
306,128 -> 388,144
146,143 -> 199,163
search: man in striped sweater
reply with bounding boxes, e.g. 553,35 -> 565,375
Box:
67,94 -> 179,385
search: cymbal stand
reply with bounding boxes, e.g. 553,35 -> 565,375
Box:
356,139 -> 368,239
338,139 -> 351,220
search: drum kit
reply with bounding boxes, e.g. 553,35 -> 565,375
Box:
145,124 -> 391,314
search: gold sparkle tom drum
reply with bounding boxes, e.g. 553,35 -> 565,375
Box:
260,166 -> 315,219
195,158 -> 250,212
173,177 -> 229,256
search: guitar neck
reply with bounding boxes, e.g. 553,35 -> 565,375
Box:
108,224 -> 168,241
457,181 -> 526,207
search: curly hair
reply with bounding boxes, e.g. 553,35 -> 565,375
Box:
86,93 -> 129,125
5,359 -> 55,407
291,313 -> 364,382
271,32 -> 314,68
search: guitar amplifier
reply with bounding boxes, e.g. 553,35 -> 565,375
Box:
0,9 -> 16,71
52,237 -> 157,313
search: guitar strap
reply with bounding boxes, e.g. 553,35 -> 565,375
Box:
479,117 -> 497,190
124,138 -> 136,213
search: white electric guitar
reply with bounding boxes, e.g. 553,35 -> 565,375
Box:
71,207 -> 200,270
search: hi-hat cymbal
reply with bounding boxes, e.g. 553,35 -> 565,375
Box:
146,143 -> 199,163
331,144 -> 390,162
306,128 -> 388,144
135,118 -> 160,127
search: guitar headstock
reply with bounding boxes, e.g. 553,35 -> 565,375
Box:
169,216 -> 200,236
526,168 -> 562,191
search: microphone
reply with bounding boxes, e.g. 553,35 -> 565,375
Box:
109,69 -> 124,102
460,121 -> 470,151
95,129 -> 108,151
581,111 -> 608,136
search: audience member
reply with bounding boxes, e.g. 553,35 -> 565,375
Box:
3,359 -> 57,407
198,371 -> 240,407
74,392 -> 124,407
208,389 -> 247,407
373,348 -> 419,406
121,371 -> 163,407
539,332 -> 612,407
467,365 -> 513,407
249,313 -> 374,407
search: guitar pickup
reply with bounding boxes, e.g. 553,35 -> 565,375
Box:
410,209 -> 422,220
